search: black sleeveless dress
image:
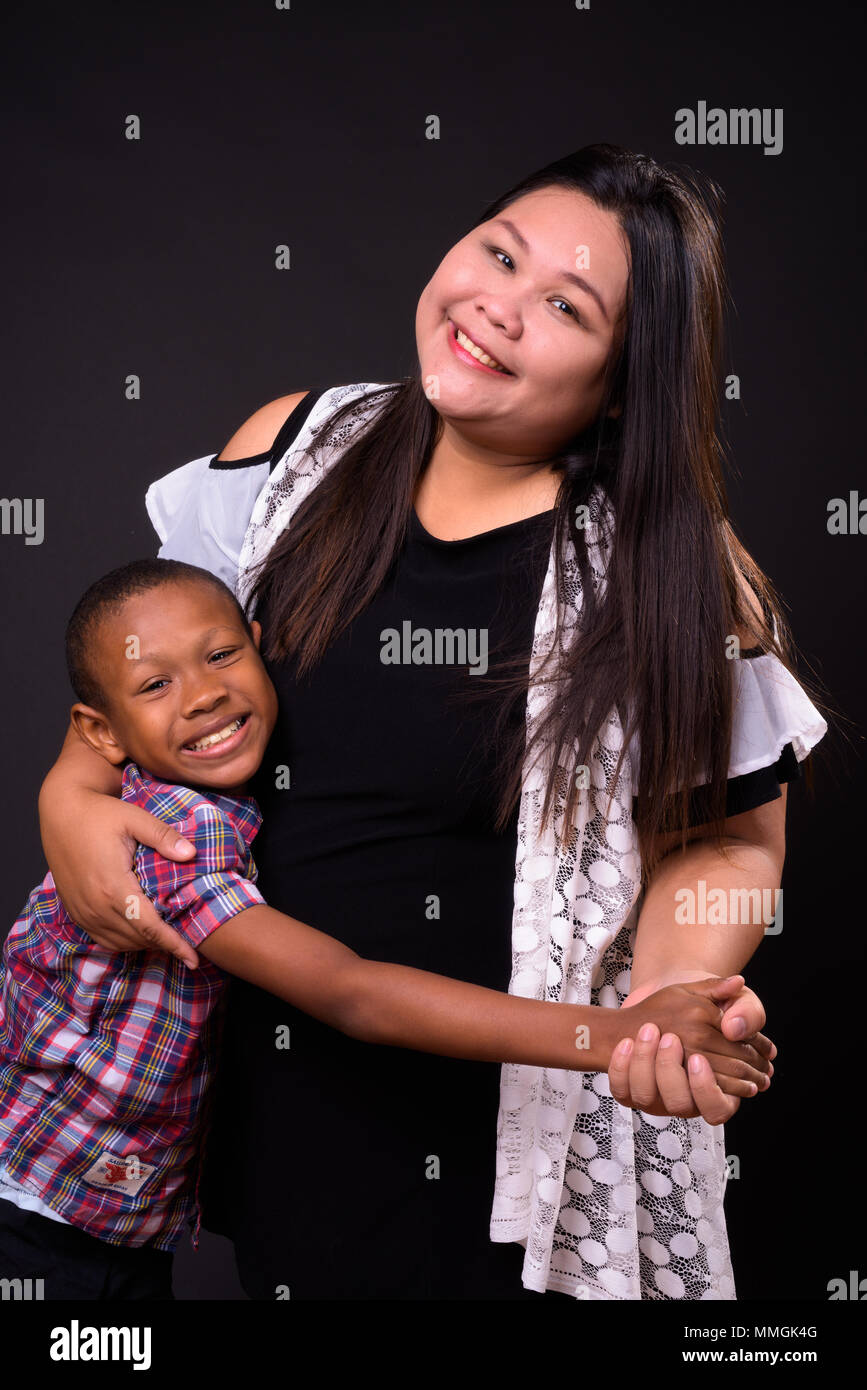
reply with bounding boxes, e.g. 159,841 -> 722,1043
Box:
199,501 -> 560,1299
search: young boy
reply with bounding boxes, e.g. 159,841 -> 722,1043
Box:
0,558 -> 762,1299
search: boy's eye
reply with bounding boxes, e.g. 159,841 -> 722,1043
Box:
142,679 -> 169,693
210,647 -> 238,662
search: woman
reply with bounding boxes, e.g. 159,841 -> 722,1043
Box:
39,144 -> 827,1300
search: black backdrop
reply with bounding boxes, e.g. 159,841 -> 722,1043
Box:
2,0 -> 864,1309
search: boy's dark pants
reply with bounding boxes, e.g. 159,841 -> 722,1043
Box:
0,1198 -> 174,1299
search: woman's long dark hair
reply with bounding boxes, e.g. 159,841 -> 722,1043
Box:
247,142 -> 835,885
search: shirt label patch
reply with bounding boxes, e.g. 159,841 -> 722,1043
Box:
82,1152 -> 154,1196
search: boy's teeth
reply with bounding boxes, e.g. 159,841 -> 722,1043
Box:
455,327 -> 508,371
187,717 -> 243,751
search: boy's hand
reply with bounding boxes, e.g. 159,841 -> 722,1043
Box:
607,975 -> 775,1124
623,969 -> 770,1045
41,786 -> 200,968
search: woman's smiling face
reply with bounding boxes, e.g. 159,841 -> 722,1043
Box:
415,186 -> 631,460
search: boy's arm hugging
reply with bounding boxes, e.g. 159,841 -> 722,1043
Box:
37,721 -> 774,1123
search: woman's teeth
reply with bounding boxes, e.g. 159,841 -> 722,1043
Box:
455,327 -> 509,372
186,717 -> 244,752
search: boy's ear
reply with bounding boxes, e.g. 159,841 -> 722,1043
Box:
69,704 -> 129,766
250,619 -> 263,650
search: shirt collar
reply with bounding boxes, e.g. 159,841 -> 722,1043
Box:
121,760 -> 262,849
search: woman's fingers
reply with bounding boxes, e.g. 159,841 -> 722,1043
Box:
39,788 -> 200,967
654,1036 -> 762,1110
65,870 -> 200,968
123,804 -> 197,862
608,1029 -> 761,1119
116,871 -> 200,968
608,1036 -> 639,1108
615,1022 -> 663,1110
651,1033 -> 699,1116
97,806 -> 200,966
609,1025 -> 708,1115
684,1054 -> 740,1125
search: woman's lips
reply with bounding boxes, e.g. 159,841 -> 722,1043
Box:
447,320 -> 514,377
180,713 -> 253,760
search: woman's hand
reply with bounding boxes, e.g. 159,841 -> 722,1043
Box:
607,975 -> 775,1124
40,783 -> 200,967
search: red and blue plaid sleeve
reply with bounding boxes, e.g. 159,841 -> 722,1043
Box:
137,802 -> 266,950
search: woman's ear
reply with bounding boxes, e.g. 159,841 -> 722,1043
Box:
69,704 -> 129,766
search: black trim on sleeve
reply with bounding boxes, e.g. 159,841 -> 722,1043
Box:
208,446 -> 271,469
632,740 -> 802,829
208,388 -> 324,472
772,740 -> 801,784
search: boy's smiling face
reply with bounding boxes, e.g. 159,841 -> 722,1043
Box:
71,579 -> 278,797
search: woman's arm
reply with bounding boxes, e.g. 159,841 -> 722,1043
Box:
40,393 -> 312,965
192,900 -> 771,1096
38,719 -> 201,967
45,719 -> 124,796
628,792 -> 785,1002
612,580 -> 790,1112
606,794 -> 784,1117
627,584 -> 787,1018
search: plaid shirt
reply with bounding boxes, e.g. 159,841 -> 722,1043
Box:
0,762 -> 264,1252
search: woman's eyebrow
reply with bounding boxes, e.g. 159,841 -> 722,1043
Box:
490,217 -> 610,323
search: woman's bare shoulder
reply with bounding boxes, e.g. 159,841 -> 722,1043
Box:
215,391 -> 311,462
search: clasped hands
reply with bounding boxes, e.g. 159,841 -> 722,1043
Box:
607,971 -> 775,1125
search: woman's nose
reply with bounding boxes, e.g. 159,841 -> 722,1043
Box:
474,297 -> 521,338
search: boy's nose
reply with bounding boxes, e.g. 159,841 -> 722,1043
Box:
181,679 -> 231,716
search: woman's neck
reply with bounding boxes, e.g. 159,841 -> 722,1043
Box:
413,429 -> 561,542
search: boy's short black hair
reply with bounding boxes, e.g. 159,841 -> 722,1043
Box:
65,558 -> 253,713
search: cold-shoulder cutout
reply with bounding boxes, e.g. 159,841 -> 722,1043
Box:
145,383 -> 363,594
212,390 -> 314,468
